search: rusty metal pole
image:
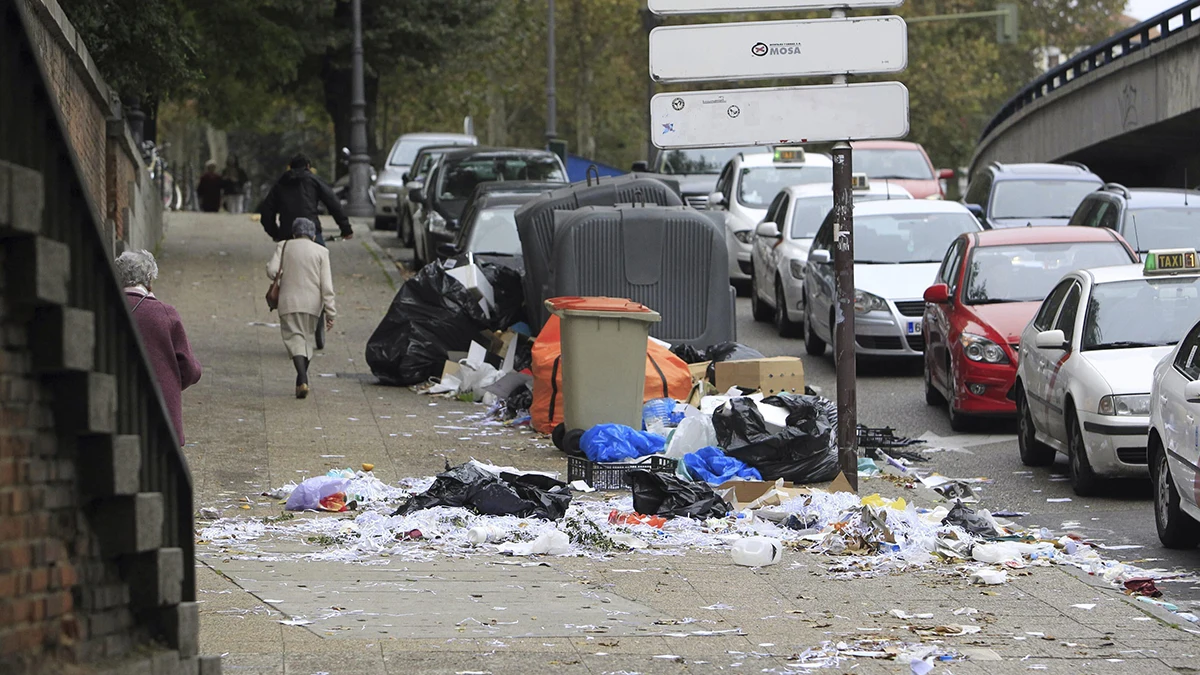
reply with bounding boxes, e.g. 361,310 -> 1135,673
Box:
832,141 -> 859,492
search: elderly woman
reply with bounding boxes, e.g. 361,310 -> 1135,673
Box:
115,250 -> 202,445
267,217 -> 335,398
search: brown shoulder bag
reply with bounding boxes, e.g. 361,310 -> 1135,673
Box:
266,241 -> 288,311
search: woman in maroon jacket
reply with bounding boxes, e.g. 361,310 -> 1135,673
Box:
115,250 -> 202,446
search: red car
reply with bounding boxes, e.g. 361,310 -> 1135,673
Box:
922,227 -> 1138,430
851,140 -> 953,200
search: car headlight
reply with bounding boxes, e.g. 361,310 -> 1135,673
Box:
377,185 -> 401,195
429,211 -> 447,233
959,333 -> 1009,364
854,290 -> 887,314
789,259 -> 806,279
734,230 -> 755,244
925,193 -> 943,200
1098,394 -> 1150,416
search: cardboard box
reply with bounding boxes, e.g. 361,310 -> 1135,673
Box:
716,479 -> 811,510
714,357 -> 804,396
446,263 -> 495,315
688,361 -> 711,383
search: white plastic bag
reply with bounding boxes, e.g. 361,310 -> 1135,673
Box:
284,476 -> 350,511
496,530 -> 571,556
665,416 -> 718,459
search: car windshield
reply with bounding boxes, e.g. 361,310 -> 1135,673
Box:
789,193 -> 894,239
1124,207 -> 1200,252
855,212 -> 980,264
963,242 -> 1134,305
466,206 -> 521,256
437,156 -> 566,201
413,152 -> 445,180
990,180 -> 1099,219
658,146 -> 765,174
389,138 -> 470,167
853,149 -> 934,180
739,166 -> 833,208
1083,277 -> 1200,350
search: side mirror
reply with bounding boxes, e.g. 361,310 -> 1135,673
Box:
708,191 -> 727,208
923,283 -> 950,304
448,219 -> 459,230
405,180 -> 423,191
436,243 -> 460,259
401,172 -> 411,183
631,161 -> 649,172
965,203 -> 985,219
1185,380 -> 1200,403
1034,329 -> 1068,350
938,168 -> 956,180
808,249 -> 832,265
408,187 -> 425,204
755,222 -> 781,238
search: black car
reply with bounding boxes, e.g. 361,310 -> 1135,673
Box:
410,148 -> 567,264
962,161 -> 1103,229
439,182 -> 564,273
394,144 -> 474,246
1068,184 -> 1200,255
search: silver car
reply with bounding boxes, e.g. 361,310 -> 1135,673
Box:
750,179 -> 912,337
374,132 -> 476,231
802,200 -> 982,359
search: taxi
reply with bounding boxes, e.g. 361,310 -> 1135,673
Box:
1013,250 -> 1200,496
706,147 -> 834,286
1149,311 -> 1200,548
749,177 -> 912,337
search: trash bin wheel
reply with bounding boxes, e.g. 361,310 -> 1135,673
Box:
552,423 -> 566,451
564,428 -> 585,458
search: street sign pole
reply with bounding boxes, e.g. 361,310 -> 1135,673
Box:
831,141 -> 858,492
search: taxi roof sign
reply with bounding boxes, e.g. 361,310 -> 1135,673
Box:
851,173 -> 870,190
1144,249 -> 1200,275
774,147 -> 806,163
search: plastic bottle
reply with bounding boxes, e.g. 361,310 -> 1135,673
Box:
642,399 -> 673,437
731,536 -> 782,567
467,525 -> 504,545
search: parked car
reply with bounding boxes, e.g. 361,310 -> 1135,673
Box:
1149,306 -> 1200,548
802,200 -> 982,360
922,227 -> 1138,430
707,147 -> 834,288
1013,251 -> 1200,495
374,132 -> 477,231
411,148 -> 567,264
440,181 -> 564,273
633,146 -> 770,210
750,177 -> 912,337
1068,184 -> 1200,256
963,161 -> 1102,229
851,140 -> 953,200
395,144 -> 473,246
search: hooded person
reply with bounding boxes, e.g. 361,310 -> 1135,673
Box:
266,217 -> 336,398
259,154 -> 353,244
197,160 -> 224,213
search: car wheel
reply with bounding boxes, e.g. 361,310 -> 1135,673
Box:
923,357 -> 945,406
750,271 -> 772,322
415,229 -> 427,266
804,304 -> 826,356
1016,385 -> 1055,467
1067,410 -> 1101,497
947,400 -> 972,432
1152,437 -> 1200,548
775,281 -> 802,338
373,216 -> 396,232
399,211 -> 414,246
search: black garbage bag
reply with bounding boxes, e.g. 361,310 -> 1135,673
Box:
703,342 -> 765,384
712,394 -> 839,484
480,263 -> 526,331
392,461 -> 572,520
625,469 -> 731,519
505,383 -> 533,414
670,344 -> 705,364
941,500 -> 999,537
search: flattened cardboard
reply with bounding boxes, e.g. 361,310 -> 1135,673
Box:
827,471 -> 855,494
688,361 -> 711,383
714,357 -> 805,395
717,478 -> 811,510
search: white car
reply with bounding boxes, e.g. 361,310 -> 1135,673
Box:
374,132 -> 477,231
749,178 -> 912,337
802,200 -> 982,359
1014,250 -> 1200,496
706,148 -> 834,286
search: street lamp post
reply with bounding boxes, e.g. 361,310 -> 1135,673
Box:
346,0 -> 373,218
546,0 -> 558,145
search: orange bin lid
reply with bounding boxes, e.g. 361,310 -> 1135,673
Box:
545,297 -> 656,314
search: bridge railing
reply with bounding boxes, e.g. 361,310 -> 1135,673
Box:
979,0 -> 1200,143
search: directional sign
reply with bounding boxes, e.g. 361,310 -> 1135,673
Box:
650,17 -> 906,83
651,82 -> 909,149
647,0 -> 903,15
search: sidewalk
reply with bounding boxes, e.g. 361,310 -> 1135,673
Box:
160,212 -> 1200,674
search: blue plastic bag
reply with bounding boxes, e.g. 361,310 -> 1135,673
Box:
682,446 -> 762,485
581,424 -> 667,463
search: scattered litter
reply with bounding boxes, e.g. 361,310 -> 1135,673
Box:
1046,497 -> 1072,503
1071,604 -> 1096,610
1124,578 -> 1162,598
730,537 -> 782,567
970,569 -> 1008,585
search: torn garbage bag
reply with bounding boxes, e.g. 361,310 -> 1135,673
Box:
682,446 -> 762,484
941,500 -> 999,537
285,476 -> 351,512
625,469 -> 731,519
392,461 -> 572,520
580,424 -> 666,463
712,394 -> 839,484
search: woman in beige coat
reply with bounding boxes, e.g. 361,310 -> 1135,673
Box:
267,218 -> 335,398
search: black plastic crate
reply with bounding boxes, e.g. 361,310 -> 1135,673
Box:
567,455 -> 678,491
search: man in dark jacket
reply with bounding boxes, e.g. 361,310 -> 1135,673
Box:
259,154 -> 354,244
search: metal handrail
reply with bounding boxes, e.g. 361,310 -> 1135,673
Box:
979,0 -> 1200,143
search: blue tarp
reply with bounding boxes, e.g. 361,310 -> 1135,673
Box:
565,154 -> 625,183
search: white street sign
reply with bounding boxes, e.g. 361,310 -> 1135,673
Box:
650,17 -> 906,83
651,82 -> 909,149
648,0 -> 903,15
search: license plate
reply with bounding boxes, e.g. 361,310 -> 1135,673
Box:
906,321 -> 922,336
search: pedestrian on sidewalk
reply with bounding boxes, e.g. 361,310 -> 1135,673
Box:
258,154 -> 354,244
197,160 -> 224,213
221,155 -> 249,214
266,218 -> 336,399
115,250 -> 203,445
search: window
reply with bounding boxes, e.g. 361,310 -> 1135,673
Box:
658,147 -> 763,175
1067,199 -> 1099,227
1035,280 -> 1074,330
852,212 -> 980,264
737,165 -> 834,208
466,206 -> 522,256
437,155 -> 566,201
1083,201 -> 1111,228
852,149 -> 935,180
1122,207 -> 1200,252
1082,277 -> 1200,351
1175,323 -> 1200,380
964,171 -> 992,213
812,215 -> 835,252
714,164 -> 732,205
764,193 -> 787,225
1054,283 -> 1081,343
1097,203 -> 1120,231
937,239 -> 966,287
991,180 -> 1101,219
962,242 -> 1134,305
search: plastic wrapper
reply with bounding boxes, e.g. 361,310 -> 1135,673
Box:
624,469 -> 731,519
285,476 -> 351,512
580,424 -> 667,463
392,461 -> 572,520
940,500 -> 998,537
713,394 -> 838,484
664,415 -> 718,459
681,446 -> 762,484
